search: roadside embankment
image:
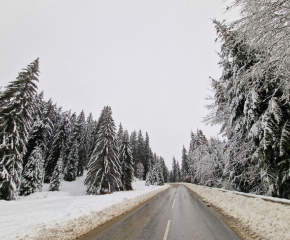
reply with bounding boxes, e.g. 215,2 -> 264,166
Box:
23,184 -> 170,240
182,183 -> 290,240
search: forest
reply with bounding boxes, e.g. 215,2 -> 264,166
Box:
169,1 -> 290,199
0,59 -> 168,200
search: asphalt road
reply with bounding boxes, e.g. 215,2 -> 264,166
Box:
82,184 -> 241,240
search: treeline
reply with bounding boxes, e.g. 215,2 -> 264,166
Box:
174,12 -> 290,199
0,59 -> 168,200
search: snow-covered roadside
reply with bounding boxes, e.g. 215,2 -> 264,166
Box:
182,183 -> 290,240
0,174 -> 170,240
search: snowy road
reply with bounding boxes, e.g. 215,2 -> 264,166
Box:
81,184 -> 241,240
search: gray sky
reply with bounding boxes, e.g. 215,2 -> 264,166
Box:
0,0 -> 239,169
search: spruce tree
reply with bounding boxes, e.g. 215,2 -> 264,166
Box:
119,130 -> 134,190
64,140 -> 78,181
84,113 -> 95,169
171,157 -> 177,182
75,110 -> 86,176
144,133 -> 153,177
181,146 -> 190,182
19,145 -> 44,196
49,157 -> 63,191
160,157 -> 169,183
44,113 -> 68,183
0,58 -> 39,200
136,162 -> 144,181
130,130 -> 138,175
117,123 -> 124,151
136,130 -> 145,179
84,106 -> 122,195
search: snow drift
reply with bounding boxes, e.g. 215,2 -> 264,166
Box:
183,183 -> 290,240
0,174 -> 170,240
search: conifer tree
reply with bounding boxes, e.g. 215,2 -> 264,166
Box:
160,157 -> 169,183
171,157 -> 177,182
0,58 -> 39,200
75,110 -> 86,176
136,130 -> 145,179
136,162 -> 144,181
117,123 -> 124,151
84,113 -> 95,169
49,157 -> 63,191
176,161 -> 181,182
119,130 -> 134,190
64,140 -> 78,181
144,132 -> 151,178
84,106 -> 122,195
19,145 -> 44,196
181,146 -> 190,182
130,130 -> 138,175
44,113 -> 68,183
145,164 -> 164,186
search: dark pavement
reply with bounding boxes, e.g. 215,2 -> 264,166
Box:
82,184 -> 241,240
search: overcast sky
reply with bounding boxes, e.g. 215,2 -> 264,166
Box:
0,0 -> 239,169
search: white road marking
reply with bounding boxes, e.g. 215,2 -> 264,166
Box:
163,220 -> 171,240
172,199 -> 176,209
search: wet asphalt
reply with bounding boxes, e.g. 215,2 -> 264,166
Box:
81,184 -> 241,240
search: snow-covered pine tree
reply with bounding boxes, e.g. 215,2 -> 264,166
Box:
145,164 -> 164,186
0,58 -> 39,200
136,130 -> 145,179
19,145 -> 44,196
84,106 -> 122,195
49,156 -> 63,191
171,157 -> 177,183
44,112 -> 68,183
119,130 -> 134,191
22,92 -> 47,169
176,161 -> 181,182
207,20 -> 290,196
227,0 -> 290,103
160,157 -> 169,183
75,110 -> 86,176
117,123 -> 124,151
136,162 -> 144,181
83,113 -> 95,169
64,140 -> 78,181
130,130 -> 138,175
181,146 -> 190,182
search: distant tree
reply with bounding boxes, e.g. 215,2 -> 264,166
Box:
181,146 -> 190,182
119,130 -> 134,190
130,130 -> 138,175
83,113 -> 95,169
136,130 -> 145,179
176,161 -> 181,182
136,162 -> 144,181
160,157 -> 169,183
84,106 -> 122,195
145,164 -> 164,186
171,157 -> 177,183
0,58 -> 39,200
144,133 -> 150,174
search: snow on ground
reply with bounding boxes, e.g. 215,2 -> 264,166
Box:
183,183 -> 290,240
0,173 -> 170,240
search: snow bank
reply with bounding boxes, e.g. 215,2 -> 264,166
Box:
183,183 -> 290,240
0,174 -> 170,240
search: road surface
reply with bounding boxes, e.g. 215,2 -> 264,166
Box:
81,184 -> 241,240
